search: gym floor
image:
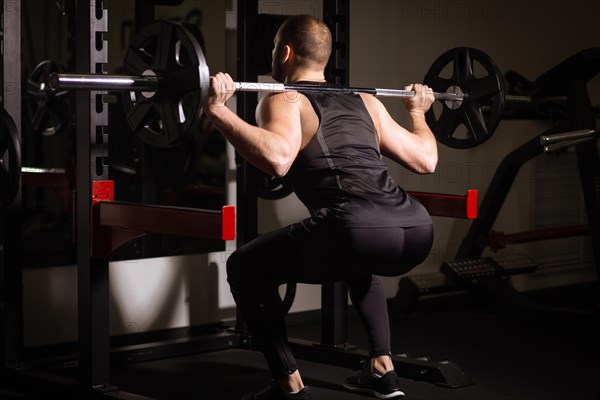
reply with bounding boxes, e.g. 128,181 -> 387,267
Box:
1,282 -> 599,400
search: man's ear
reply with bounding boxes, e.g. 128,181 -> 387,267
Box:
282,45 -> 292,64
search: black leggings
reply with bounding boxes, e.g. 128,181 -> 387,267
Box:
227,219 -> 434,378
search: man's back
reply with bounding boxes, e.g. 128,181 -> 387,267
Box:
287,89 -> 432,228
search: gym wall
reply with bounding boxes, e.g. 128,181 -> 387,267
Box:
21,0 -> 600,347
346,0 -> 600,295
258,0 -> 600,306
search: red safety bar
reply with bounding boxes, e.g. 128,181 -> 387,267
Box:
90,181 -> 235,257
408,189 -> 478,219
486,224 -> 590,251
221,205 -> 236,241
22,166 -> 74,211
92,180 -> 114,205
87,181 -> 474,257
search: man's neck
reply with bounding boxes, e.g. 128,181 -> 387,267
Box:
285,69 -> 326,84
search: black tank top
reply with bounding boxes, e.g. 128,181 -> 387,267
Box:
285,85 -> 432,228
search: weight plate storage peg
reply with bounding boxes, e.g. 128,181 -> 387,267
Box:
0,108 -> 21,210
423,47 -> 506,149
122,21 -> 210,147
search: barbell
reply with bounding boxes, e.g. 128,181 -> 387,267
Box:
50,72 -> 466,102
45,20 -> 534,149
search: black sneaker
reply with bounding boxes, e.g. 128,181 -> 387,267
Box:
242,381 -> 313,400
343,362 -> 405,399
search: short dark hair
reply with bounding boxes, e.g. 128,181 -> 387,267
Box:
277,15 -> 332,69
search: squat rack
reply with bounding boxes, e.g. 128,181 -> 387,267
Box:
0,1 -> 476,398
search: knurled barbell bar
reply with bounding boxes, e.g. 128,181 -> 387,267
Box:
50,73 -> 466,102
46,20 -> 537,149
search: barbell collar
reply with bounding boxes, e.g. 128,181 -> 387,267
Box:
49,72 -> 160,92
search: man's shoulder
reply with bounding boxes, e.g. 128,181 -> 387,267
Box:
258,90 -> 303,108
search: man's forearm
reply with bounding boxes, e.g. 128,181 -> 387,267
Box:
408,111 -> 438,173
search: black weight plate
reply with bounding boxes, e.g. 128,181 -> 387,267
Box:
145,134 -> 199,193
0,108 -> 21,210
423,47 -> 505,149
122,21 -> 210,147
24,60 -> 73,136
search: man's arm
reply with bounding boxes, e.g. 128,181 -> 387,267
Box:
204,73 -> 302,177
359,84 -> 438,174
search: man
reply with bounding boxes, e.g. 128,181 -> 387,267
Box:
205,14 -> 436,400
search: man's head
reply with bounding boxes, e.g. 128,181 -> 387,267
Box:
271,15 -> 332,82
